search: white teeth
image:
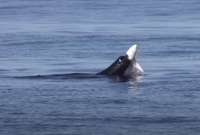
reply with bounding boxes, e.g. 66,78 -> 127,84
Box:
126,44 -> 137,60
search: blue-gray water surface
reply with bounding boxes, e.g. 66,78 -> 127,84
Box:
1,0 -> 200,135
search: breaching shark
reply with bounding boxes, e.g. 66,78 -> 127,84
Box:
98,44 -> 144,79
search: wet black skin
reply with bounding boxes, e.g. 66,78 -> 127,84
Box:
97,55 -> 131,77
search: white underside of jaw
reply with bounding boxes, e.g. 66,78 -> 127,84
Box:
126,44 -> 137,60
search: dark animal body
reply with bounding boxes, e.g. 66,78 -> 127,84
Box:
98,55 -> 131,77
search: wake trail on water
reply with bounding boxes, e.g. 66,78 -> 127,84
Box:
9,73 -> 103,80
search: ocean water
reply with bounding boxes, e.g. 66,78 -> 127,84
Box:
1,0 -> 200,134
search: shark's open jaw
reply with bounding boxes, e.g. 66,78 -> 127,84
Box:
126,44 -> 137,60
124,44 -> 144,76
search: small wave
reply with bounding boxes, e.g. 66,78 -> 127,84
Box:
9,73 -> 140,82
